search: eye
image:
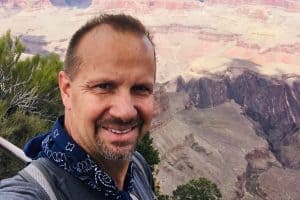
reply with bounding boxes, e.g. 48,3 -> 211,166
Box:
97,83 -> 112,89
132,84 -> 153,95
94,82 -> 114,92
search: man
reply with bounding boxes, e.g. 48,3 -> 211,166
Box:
0,14 -> 156,200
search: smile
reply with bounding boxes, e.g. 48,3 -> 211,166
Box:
102,126 -> 137,134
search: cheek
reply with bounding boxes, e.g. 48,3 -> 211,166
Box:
72,95 -> 104,124
139,98 -> 154,123
74,93 -> 98,110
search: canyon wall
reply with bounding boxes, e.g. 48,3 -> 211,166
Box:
153,68 -> 300,199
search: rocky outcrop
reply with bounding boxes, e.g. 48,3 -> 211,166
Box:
152,100 -> 270,199
176,70 -> 300,169
181,76 -> 230,108
292,81 -> 300,111
153,70 -> 300,199
230,71 -> 297,135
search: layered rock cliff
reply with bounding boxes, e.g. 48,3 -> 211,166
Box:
176,69 -> 300,169
153,67 -> 300,199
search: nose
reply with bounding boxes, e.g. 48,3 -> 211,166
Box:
109,91 -> 138,122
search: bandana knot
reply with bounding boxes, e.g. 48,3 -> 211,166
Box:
35,117 -> 134,199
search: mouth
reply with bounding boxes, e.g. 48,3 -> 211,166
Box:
102,125 -> 137,135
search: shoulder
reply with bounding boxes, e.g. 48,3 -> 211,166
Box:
132,152 -> 157,199
133,151 -> 149,167
132,151 -> 153,185
133,151 -> 152,179
0,173 -> 48,200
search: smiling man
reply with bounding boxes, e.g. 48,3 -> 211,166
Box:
0,14 -> 156,200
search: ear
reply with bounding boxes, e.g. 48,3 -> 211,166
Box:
58,71 -> 72,110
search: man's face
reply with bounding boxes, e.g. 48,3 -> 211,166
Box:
59,25 -> 155,161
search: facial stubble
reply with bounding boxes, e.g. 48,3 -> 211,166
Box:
94,125 -> 143,161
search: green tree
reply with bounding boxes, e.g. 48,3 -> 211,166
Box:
0,31 -> 63,178
0,31 -> 63,120
172,178 -> 222,200
136,131 -> 160,172
0,111 -> 50,178
157,194 -> 171,200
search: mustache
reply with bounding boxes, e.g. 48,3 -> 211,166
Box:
96,117 -> 144,129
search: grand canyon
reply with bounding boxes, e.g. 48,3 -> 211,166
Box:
0,0 -> 300,199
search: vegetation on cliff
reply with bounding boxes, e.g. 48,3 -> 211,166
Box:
158,177 -> 222,200
0,31 -> 63,178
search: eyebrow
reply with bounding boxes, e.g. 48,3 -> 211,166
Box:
85,79 -> 116,85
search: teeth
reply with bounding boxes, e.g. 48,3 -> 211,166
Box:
106,127 -> 133,134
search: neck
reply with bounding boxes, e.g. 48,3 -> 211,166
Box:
97,158 -> 130,191
63,115 -> 131,190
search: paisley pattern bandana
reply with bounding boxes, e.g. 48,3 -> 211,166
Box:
30,117 -> 134,199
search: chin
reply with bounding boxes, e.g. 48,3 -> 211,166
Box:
96,138 -> 136,161
102,149 -> 134,161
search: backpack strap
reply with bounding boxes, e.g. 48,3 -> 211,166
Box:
19,159 -> 59,200
19,155 -> 155,200
132,152 -> 154,189
132,152 -> 156,199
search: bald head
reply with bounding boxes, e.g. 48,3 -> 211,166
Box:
64,14 -> 155,79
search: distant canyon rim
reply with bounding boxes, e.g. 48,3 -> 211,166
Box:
0,0 -> 300,83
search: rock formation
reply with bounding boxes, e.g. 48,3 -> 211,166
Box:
152,67 -> 300,199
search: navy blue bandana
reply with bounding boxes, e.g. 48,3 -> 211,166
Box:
24,117 -> 134,200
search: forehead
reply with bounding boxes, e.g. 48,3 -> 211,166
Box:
72,24 -> 156,81
77,25 -> 154,63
